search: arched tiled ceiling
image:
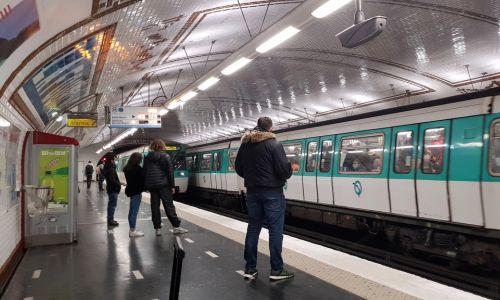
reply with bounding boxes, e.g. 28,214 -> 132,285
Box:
1,0 -> 499,148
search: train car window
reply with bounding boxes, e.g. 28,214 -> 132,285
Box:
306,142 -> 318,172
422,128 -> 445,174
339,134 -> 384,174
228,150 -> 237,171
212,152 -> 222,171
172,152 -> 186,170
283,143 -> 302,172
319,140 -> 333,173
394,131 -> 414,174
489,120 -> 500,176
186,156 -> 193,171
200,153 -> 212,171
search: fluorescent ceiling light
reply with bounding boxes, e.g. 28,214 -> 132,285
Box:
198,77 -> 220,91
0,118 -> 10,127
159,109 -> 169,116
56,116 -> 63,122
221,57 -> 251,75
180,90 -> 198,102
167,100 -> 181,110
312,0 -> 351,19
51,112 -> 58,117
256,26 -> 300,53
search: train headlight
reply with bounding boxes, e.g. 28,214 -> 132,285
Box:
180,172 -> 185,176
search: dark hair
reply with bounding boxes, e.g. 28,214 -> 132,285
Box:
150,139 -> 165,151
88,161 -> 92,163
123,152 -> 142,172
257,117 -> 273,131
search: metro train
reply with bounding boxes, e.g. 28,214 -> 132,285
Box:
185,94 -> 500,269
116,144 -> 189,193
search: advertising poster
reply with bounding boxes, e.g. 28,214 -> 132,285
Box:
38,148 -> 69,205
0,0 -> 40,67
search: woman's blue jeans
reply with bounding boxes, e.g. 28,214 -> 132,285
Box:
244,192 -> 285,272
128,194 -> 142,230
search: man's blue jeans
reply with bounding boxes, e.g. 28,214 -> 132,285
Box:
128,194 -> 142,229
244,192 -> 285,272
107,192 -> 118,222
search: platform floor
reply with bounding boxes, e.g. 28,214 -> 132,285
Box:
2,184 -> 486,300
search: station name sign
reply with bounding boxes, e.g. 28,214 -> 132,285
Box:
108,106 -> 162,128
67,114 -> 97,128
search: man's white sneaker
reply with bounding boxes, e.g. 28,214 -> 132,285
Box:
155,229 -> 162,236
173,227 -> 188,234
129,230 -> 144,237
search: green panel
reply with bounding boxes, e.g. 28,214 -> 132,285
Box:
281,139 -> 306,176
303,137 -> 320,177
389,124 -> 418,180
482,113 -> 500,182
449,116 -> 484,181
318,135 -> 335,177
174,170 -> 188,178
416,120 -> 450,181
333,128 -> 391,178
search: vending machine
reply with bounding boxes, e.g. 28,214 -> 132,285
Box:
23,132 -> 79,246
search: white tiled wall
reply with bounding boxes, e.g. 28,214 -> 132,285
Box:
0,204 -> 21,268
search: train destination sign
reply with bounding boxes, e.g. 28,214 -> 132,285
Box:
108,106 -> 162,128
67,114 -> 97,128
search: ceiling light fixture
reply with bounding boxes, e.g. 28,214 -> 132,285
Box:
198,77 -> 220,91
51,112 -> 58,117
0,117 -> 10,127
168,99 -> 181,110
256,26 -> 300,53
180,90 -> 198,102
56,116 -> 63,122
311,0 -> 351,19
159,109 -> 169,116
221,57 -> 252,75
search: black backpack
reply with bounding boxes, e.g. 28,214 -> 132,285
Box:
85,164 -> 94,175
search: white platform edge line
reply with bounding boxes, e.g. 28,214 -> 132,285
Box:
132,270 -> 144,280
205,251 -> 219,258
32,270 -> 41,279
174,201 -> 487,300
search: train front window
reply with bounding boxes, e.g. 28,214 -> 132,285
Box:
186,155 -> 193,172
283,143 -> 302,172
228,150 -> 237,171
212,152 -> 222,171
200,153 -> 212,171
394,131 -> 414,174
422,128 -> 445,174
339,134 -> 384,174
319,140 -> 333,173
172,153 -> 186,170
306,142 -> 318,172
490,120 -> 500,175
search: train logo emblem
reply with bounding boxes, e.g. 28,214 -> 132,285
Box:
353,180 -> 362,197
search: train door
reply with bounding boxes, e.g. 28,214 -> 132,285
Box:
449,116 -> 484,226
481,114 -> 500,230
211,150 -> 223,190
282,140 -> 304,201
199,152 -> 212,189
416,120 -> 451,221
225,149 -> 239,193
318,136 -> 334,205
389,125 -> 418,216
303,137 -> 319,202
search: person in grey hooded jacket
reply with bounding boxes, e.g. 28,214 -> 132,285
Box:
143,139 -> 188,236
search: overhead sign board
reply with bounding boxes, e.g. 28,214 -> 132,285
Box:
109,106 -> 162,128
67,114 -> 97,128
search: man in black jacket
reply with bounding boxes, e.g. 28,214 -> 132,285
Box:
103,155 -> 121,226
235,117 -> 293,281
143,139 -> 188,236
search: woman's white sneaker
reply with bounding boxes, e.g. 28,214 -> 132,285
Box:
129,230 -> 144,237
155,229 -> 162,236
173,227 -> 188,234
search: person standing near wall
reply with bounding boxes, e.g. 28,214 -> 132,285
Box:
143,139 -> 188,236
97,161 -> 105,191
235,117 -> 294,281
103,155 -> 120,226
